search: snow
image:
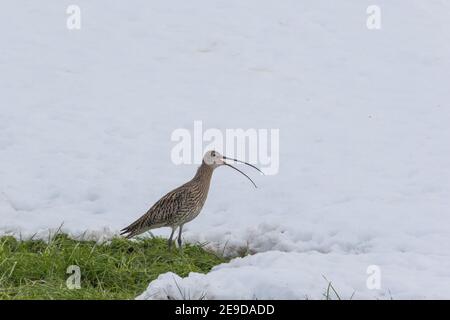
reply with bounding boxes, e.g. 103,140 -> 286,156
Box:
1,0 -> 450,299
137,251 -> 450,300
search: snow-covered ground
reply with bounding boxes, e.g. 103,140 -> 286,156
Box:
1,1 -> 450,299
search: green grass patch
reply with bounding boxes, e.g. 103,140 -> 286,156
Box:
0,234 -> 227,300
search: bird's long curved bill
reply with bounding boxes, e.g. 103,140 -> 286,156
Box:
224,163 -> 258,188
222,156 -> 264,175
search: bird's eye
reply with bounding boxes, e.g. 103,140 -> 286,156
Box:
211,151 -> 216,157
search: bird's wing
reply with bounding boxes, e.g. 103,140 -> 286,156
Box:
120,185 -> 191,238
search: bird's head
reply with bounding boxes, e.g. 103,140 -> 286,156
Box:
203,150 -> 225,167
202,150 -> 263,188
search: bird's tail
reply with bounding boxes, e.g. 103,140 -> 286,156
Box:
120,218 -> 150,239
120,226 -> 137,239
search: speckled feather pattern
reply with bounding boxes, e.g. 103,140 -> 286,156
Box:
120,162 -> 213,238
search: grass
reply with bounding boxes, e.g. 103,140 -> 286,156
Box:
0,233 -> 227,300
322,275 -> 354,300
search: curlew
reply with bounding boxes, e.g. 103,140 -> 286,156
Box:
120,150 -> 262,248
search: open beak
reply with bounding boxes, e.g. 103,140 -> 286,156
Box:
222,156 -> 264,188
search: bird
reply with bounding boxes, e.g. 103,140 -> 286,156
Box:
120,150 -> 263,248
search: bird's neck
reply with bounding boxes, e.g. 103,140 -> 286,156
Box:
193,162 -> 214,184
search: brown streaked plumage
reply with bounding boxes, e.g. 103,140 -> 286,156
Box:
120,150 -> 263,248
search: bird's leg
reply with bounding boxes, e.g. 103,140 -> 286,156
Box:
177,225 -> 183,248
168,227 -> 176,249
